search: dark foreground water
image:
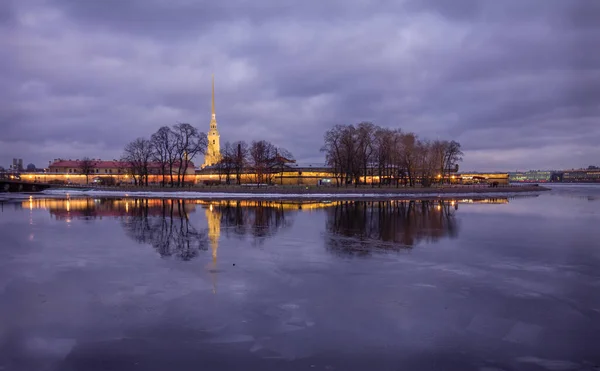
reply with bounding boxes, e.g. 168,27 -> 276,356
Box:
1,185 -> 599,371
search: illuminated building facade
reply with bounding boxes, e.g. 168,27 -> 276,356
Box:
43,159 -> 195,184
508,171 -> 553,182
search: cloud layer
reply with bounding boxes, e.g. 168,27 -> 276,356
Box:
3,0 -> 599,171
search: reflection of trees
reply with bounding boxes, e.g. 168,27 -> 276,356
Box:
325,200 -> 459,255
216,201 -> 293,244
121,199 -> 208,261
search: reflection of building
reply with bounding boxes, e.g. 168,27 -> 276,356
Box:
205,203 -> 221,293
203,76 -> 221,168
25,198 -> 196,220
205,203 -> 221,263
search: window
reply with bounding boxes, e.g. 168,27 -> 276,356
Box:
69,169 -> 72,173
213,139 -> 215,145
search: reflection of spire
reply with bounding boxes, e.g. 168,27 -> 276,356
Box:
205,203 -> 221,293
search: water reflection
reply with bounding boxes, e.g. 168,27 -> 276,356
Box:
121,199 -> 207,261
325,200 -> 461,255
216,200 -> 294,244
19,197 -> 513,259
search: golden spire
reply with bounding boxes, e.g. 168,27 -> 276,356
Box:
211,74 -> 215,119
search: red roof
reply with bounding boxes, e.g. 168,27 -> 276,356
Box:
49,159 -> 195,169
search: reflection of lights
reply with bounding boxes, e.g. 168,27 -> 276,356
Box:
66,200 -> 70,212
450,200 -> 456,206
436,205 -> 442,211
125,201 -> 129,213
209,204 -> 213,212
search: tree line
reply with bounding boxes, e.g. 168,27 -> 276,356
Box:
83,121 -> 461,188
120,123 -> 295,187
214,140 -> 294,185
121,123 -> 207,187
321,122 -> 463,187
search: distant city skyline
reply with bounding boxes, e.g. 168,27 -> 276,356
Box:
2,0 -> 599,171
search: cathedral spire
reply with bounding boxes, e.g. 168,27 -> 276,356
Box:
211,74 -> 216,120
204,74 -> 221,168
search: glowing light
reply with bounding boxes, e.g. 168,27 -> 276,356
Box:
125,201 -> 129,213
209,204 -> 213,212
66,200 -> 70,212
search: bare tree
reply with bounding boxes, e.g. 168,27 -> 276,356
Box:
272,147 -> 295,185
249,140 -> 277,186
373,128 -> 396,187
217,142 -> 237,184
356,122 -> 376,186
79,157 -> 96,184
173,123 -> 208,186
150,126 -> 177,187
122,138 -> 153,186
443,140 -> 463,181
321,125 -> 346,187
233,141 -> 249,185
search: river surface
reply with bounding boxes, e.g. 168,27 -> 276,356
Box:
1,185 -> 599,371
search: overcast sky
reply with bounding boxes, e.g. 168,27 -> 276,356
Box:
2,0 -> 599,171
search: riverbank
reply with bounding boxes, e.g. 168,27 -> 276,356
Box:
40,184 -> 550,200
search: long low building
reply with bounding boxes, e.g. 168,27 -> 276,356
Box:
18,159 -> 511,186
27,159 -> 197,185
561,169 -> 600,183
509,168 -> 600,183
455,173 -> 510,185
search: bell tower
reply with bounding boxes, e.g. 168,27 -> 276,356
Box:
203,75 -> 221,168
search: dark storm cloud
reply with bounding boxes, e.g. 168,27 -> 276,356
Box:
2,0 -> 600,171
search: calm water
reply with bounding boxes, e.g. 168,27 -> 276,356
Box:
1,185 -> 599,371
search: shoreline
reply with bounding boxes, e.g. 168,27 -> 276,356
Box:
37,184 -> 551,201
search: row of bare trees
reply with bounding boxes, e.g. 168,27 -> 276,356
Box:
121,123 -> 207,187
321,122 -> 463,187
214,140 -> 294,185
